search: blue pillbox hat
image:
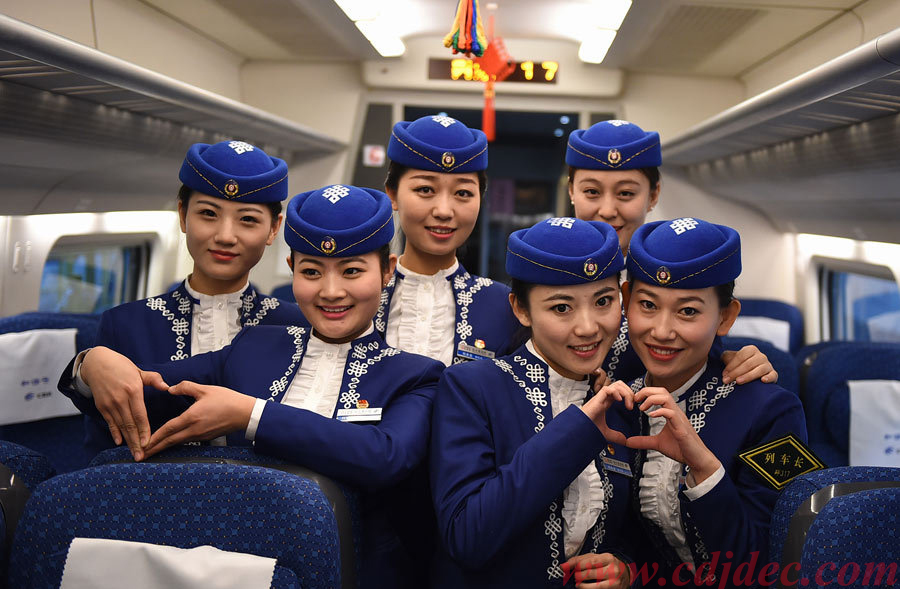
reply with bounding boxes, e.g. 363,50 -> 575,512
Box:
506,218 -> 624,285
388,115 -> 488,173
627,218 -> 741,289
284,185 -> 394,257
566,120 -> 661,170
179,140 -> 288,203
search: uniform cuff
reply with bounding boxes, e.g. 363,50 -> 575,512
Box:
245,398 -> 267,441
683,464 -> 725,500
72,349 -> 93,398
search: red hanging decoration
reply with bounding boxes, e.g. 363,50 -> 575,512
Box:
474,18 -> 514,142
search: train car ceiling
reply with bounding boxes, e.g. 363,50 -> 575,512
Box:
663,27 -> 900,245
0,14 -> 345,216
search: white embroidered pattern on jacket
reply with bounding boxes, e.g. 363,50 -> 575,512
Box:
267,326 -> 307,402
341,344 -> 401,408
451,272 -> 493,365
687,377 -> 734,433
243,293 -> 280,327
493,356 -> 547,432
545,502 -> 564,580
374,275 -> 395,334
589,459 -> 615,552
146,290 -> 192,361
605,316 -> 630,382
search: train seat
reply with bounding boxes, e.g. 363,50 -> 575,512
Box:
89,445 -> 359,588
0,441 -> 55,588
728,298 -> 804,355
722,335 -> 799,394
770,465 -> 900,582
798,486 -> 900,587
270,282 -> 295,303
0,312 -> 100,473
801,342 -> 900,468
9,454 -> 351,589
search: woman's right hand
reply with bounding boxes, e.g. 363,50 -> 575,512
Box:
581,380 -> 634,445
80,346 -> 169,460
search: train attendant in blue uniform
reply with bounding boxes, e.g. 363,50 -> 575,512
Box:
379,114 -> 519,366
83,140 -> 305,455
60,184 -> 444,589
615,218 -> 808,585
566,121 -> 775,386
430,217 -> 638,589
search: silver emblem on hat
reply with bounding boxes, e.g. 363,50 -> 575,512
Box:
607,149 -> 621,165
224,179 -> 239,197
656,266 -> 672,285
441,152 -> 455,168
321,236 -> 336,255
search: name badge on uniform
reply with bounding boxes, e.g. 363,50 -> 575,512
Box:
601,455 -> 632,478
336,408 -> 383,423
456,341 -> 495,361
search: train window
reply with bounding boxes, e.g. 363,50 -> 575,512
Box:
825,268 -> 900,342
39,243 -> 147,314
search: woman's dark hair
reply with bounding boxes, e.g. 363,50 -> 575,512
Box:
509,278 -> 535,311
626,272 -> 736,309
289,243 -> 392,274
177,185 -> 283,221
384,161 -> 487,197
567,166 -> 660,189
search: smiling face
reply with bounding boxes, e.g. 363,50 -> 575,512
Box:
569,168 -> 659,254
386,168 -> 480,273
624,280 -> 740,392
288,250 -> 396,344
510,277 -> 622,380
179,195 -> 281,295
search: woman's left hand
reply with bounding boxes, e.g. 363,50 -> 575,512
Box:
721,345 -> 777,385
142,381 -> 256,459
563,552 -> 631,589
624,387 -> 721,485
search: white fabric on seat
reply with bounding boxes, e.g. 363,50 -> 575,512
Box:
728,316 -> 791,352
849,379 -> 900,467
0,328 -> 79,425
60,538 -> 276,589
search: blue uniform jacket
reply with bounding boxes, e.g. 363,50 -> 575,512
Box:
430,343 -> 635,588
81,281 -> 307,454
375,263 -> 521,364
60,325 -> 444,589
619,357 -> 807,587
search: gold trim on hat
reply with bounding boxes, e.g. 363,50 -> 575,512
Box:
507,248 -> 620,282
629,246 -> 740,287
390,131 -> 487,173
566,140 -> 659,169
186,159 -> 286,200
286,214 -> 393,257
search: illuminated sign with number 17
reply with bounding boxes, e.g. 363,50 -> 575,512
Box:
427,58 -> 559,84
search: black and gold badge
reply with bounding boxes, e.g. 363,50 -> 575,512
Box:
321,236 -> 337,255
738,433 -> 826,490
584,258 -> 599,277
224,179 -> 239,197
607,148 -> 621,165
655,266 -> 671,285
441,151 -> 455,168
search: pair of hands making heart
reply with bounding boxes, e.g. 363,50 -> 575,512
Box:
80,347 -> 255,462
581,379 -> 722,488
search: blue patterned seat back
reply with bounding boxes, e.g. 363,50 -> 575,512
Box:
730,298 -> 804,355
800,342 -> 900,467
0,312 -> 101,474
722,335 -> 799,394
799,487 -> 900,586
90,445 -> 361,588
270,283 -> 295,304
0,440 -> 56,492
770,466 -> 900,571
9,461 -> 342,589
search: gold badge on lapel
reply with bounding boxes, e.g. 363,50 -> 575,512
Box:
738,433 -> 825,490
357,399 -> 369,409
